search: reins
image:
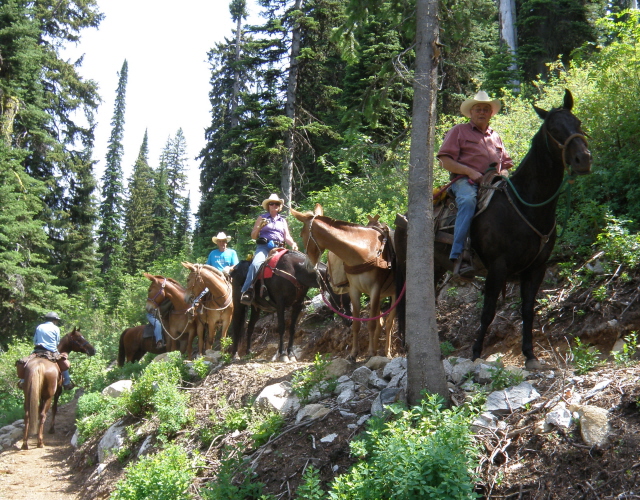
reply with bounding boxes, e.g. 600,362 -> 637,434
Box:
321,281 -> 407,322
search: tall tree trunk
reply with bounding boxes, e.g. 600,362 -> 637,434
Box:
499,0 -> 519,76
281,0 -> 303,212
406,0 -> 450,406
0,94 -> 20,146
230,0 -> 246,129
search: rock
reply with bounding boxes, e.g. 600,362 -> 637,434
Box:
472,412 -> 498,432
12,419 -> 24,427
368,371 -> 388,390
357,415 -> 370,426
365,356 -> 391,370
254,381 -> 300,416
335,379 -> 355,395
102,380 -> 133,398
151,353 -> 170,363
569,404 -> 610,446
485,354 -> 505,365
485,382 -> 540,414
474,364 -> 495,385
296,404 -> 331,424
386,372 -> 405,389
339,410 -> 356,419
351,366 -> 372,387
325,358 -> 353,379
442,358 -> 453,378
336,388 -> 355,404
203,350 -> 222,364
320,433 -> 337,443
611,338 -> 626,353
0,425 -> 15,434
545,402 -> 572,428
382,357 -> 406,380
71,429 -> 79,448
137,435 -> 154,457
98,420 -> 127,463
371,387 -> 405,417
450,358 -> 475,385
504,366 -> 529,379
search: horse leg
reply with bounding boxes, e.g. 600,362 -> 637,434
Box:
384,299 -> 397,358
246,307 -> 260,356
472,270 -> 505,360
219,311 -> 233,354
520,266 -> 546,368
273,300 -> 289,362
368,286 -> 383,358
49,386 -> 62,434
348,289 -> 363,360
187,323 -> 200,360
287,301 -> 304,360
37,394 -> 53,448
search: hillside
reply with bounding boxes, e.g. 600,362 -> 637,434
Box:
3,262 -> 639,499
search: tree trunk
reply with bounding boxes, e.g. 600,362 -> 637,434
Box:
406,0 -> 450,406
281,0 -> 303,212
230,11 -> 243,129
499,0 -> 518,74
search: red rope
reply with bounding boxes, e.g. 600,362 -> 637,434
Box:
321,281 -> 407,322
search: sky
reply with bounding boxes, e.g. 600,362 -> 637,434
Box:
64,0 -> 258,218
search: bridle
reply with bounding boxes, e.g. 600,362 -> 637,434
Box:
305,215 -> 323,267
146,277 -> 167,307
188,265 -> 232,311
543,112 -> 589,175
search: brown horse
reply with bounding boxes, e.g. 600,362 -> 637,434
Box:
22,327 -> 95,449
182,262 -> 234,355
117,325 -> 167,366
291,205 -> 397,360
144,273 -> 199,359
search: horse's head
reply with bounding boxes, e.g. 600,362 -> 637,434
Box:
61,327 -> 96,356
144,272 -> 167,312
533,89 -> 592,176
181,262 -> 200,303
291,203 -> 325,266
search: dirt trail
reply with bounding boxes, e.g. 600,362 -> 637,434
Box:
0,397 -> 81,500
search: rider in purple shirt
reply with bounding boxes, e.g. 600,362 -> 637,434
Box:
240,194 -> 298,305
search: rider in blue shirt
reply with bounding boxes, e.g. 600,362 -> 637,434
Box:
206,232 -> 239,274
31,312 -> 74,390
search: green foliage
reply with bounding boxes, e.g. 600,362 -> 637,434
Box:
571,338 -> 601,375
328,394 -> 479,499
249,409 -> 284,448
611,332 -> 638,367
595,216 -> 640,270
110,444 -> 198,500
488,366 -> 525,391
291,353 -> 335,404
220,336 -> 233,364
76,392 -> 126,444
0,337 -> 33,426
191,356 -> 211,379
200,450 -> 272,500
296,465 -> 325,500
440,341 -> 456,357
211,398 -> 283,448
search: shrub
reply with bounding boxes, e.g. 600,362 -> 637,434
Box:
328,394 -> 479,500
571,338 -> 601,375
296,465 -> 325,500
611,332 -> 638,367
200,450 -> 272,500
488,365 -> 525,391
76,392 -> 126,444
291,353 -> 336,404
110,445 -> 198,500
0,337 -> 33,427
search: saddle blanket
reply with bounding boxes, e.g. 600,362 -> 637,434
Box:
143,323 -> 156,339
259,248 -> 288,279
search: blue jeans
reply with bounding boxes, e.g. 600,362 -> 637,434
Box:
62,370 -> 71,385
449,178 -> 478,260
241,243 -> 270,293
146,312 -> 163,343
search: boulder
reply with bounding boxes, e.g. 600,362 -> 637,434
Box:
98,420 -> 127,463
295,404 -> 331,424
545,402 -> 572,428
325,358 -> 353,379
254,381 -> 300,416
351,366 -> 372,387
569,404 -> 610,446
485,382 -> 540,414
365,356 -> 390,371
382,357 -> 406,380
102,380 -> 133,398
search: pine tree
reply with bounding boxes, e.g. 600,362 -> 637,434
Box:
123,131 -> 156,273
159,130 -> 189,254
98,60 -> 128,273
152,163 -> 172,260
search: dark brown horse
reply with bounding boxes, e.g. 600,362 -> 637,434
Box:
117,325 -> 167,366
229,253 -> 350,361
22,327 -> 95,449
396,89 -> 591,368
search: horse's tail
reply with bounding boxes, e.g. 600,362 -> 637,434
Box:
118,329 -> 127,366
26,363 -> 43,437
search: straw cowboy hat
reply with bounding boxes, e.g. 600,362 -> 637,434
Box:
212,232 -> 232,243
460,90 -> 501,118
261,194 -> 284,211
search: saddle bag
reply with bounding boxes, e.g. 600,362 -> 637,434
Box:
57,352 -> 70,372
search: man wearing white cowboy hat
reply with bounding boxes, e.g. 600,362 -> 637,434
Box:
240,193 -> 298,305
437,90 -> 514,278
206,231 -> 239,274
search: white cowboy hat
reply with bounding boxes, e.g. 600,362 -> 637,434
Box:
212,232 -> 232,243
261,193 -> 284,211
460,90 -> 501,118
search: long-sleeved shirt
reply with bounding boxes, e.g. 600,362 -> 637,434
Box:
33,321 -> 60,353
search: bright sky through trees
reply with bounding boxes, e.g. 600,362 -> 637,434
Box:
64,0 -> 257,212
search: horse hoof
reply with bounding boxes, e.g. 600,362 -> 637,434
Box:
280,355 -> 290,363
21,443 -> 28,450
524,358 -> 551,370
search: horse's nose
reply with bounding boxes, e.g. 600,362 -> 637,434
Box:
572,146 -> 592,174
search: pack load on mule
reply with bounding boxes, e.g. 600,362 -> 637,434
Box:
182,262 -> 234,354
291,205 -> 399,360
17,325 -> 95,449
395,89 -> 592,369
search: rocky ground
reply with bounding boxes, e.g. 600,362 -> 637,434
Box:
1,259 -> 639,499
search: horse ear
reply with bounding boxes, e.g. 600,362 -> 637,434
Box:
314,203 -> 323,216
143,272 -> 154,280
181,262 -> 193,271
563,89 -> 574,110
533,105 -> 548,120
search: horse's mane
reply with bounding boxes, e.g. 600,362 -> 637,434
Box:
163,276 -> 186,289
201,264 -> 225,278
